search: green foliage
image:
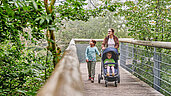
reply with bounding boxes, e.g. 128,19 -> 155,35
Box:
0,42 -> 54,95
0,0 -> 111,95
0,1 -> 49,94
0,0 -> 45,43
115,0 -> 170,42
57,12 -> 129,44
56,0 -> 89,21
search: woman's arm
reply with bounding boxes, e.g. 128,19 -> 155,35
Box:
114,36 -> 119,48
101,37 -> 107,50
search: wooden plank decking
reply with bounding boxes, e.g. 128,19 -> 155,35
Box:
80,62 -> 163,96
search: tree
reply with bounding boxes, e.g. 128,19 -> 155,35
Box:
0,0 -> 123,95
115,0 -> 170,42
0,0 -> 103,95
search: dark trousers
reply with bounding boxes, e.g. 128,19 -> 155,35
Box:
87,61 -> 96,78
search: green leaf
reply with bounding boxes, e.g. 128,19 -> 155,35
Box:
46,17 -> 49,23
17,90 -> 27,94
39,19 -> 45,25
49,27 -> 56,31
105,1 -> 107,5
32,0 -> 38,10
35,17 -> 40,21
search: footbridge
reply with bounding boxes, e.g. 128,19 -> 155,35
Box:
37,39 -> 171,96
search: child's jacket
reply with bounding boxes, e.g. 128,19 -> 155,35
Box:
85,46 -> 100,61
104,59 -> 115,66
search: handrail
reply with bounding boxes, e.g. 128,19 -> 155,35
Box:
73,39 -> 103,42
74,38 -> 171,49
119,38 -> 171,49
37,38 -> 170,96
37,39 -> 83,96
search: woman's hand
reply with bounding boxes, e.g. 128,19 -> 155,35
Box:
102,47 -> 105,50
114,46 -> 118,49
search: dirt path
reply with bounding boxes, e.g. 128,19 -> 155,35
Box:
80,62 -> 163,96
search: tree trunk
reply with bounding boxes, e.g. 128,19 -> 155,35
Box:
44,0 -> 61,68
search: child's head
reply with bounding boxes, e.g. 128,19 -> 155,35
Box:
89,39 -> 96,46
106,52 -> 112,59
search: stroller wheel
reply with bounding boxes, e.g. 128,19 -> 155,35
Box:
105,81 -> 108,87
114,81 -> 117,87
98,74 -> 101,84
118,75 -> 120,83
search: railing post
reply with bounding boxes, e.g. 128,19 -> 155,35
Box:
120,42 -> 126,68
153,47 -> 160,91
132,45 -> 137,74
132,45 -> 134,58
120,43 -> 123,67
126,43 -> 129,58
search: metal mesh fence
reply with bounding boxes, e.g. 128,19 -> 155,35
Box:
120,43 -> 171,96
76,44 -> 89,63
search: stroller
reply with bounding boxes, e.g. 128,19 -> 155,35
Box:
98,47 -> 120,87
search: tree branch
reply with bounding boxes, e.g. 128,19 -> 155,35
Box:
44,0 -> 49,13
50,0 -> 56,6
89,0 -> 97,8
48,0 -> 56,13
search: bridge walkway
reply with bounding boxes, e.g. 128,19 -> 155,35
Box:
80,62 -> 163,96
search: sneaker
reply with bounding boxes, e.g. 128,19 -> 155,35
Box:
106,73 -> 109,76
112,73 -> 115,76
91,78 -> 94,83
88,77 -> 91,80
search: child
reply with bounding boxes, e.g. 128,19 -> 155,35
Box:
85,39 -> 100,83
104,52 -> 115,76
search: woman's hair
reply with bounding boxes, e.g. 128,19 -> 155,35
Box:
110,28 -> 114,33
91,40 -> 96,45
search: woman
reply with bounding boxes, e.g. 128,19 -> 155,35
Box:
101,28 -> 119,50
101,28 -> 119,72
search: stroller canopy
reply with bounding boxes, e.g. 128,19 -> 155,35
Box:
102,47 -> 119,62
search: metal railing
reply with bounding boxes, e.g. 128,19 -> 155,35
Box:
37,38 -> 170,96
120,39 -> 171,96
